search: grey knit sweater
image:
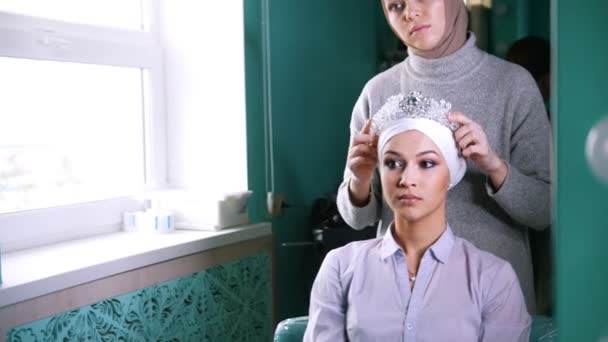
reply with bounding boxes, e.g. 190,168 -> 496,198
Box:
337,34 -> 551,314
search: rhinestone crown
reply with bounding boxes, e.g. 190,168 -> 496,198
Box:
371,91 -> 458,133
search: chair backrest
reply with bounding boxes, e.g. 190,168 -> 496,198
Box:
273,316 -> 309,342
530,315 -> 557,341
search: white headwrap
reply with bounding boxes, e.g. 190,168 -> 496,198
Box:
372,92 -> 466,189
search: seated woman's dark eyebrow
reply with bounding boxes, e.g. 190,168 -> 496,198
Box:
383,150 -> 402,157
417,150 -> 439,157
384,150 -> 439,157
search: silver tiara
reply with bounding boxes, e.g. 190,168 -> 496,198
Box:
371,91 -> 458,133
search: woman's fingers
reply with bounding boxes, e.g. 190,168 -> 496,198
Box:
353,119 -> 378,147
451,113 -> 488,154
450,112 -> 503,175
454,124 -> 474,141
349,156 -> 377,169
353,132 -> 376,146
448,111 -> 472,126
349,143 -> 377,161
361,118 -> 372,134
461,144 -> 482,158
457,131 -> 478,151
349,143 -> 377,168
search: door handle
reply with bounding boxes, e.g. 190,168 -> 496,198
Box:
267,192 -> 291,217
585,115 -> 608,184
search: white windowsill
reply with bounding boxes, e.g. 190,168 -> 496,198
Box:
0,222 -> 271,308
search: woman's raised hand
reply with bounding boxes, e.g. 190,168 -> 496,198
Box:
347,119 -> 379,205
449,112 -> 508,190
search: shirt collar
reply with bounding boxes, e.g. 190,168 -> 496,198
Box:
428,226 -> 454,263
379,223 -> 455,264
379,223 -> 402,260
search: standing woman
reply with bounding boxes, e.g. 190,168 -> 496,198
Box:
336,0 -> 551,314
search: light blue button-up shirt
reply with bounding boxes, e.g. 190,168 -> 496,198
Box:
304,225 -> 531,342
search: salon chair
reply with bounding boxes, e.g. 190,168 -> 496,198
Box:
273,314 -> 557,341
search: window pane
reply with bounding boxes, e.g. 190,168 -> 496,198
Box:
0,0 -> 143,31
0,57 -> 145,213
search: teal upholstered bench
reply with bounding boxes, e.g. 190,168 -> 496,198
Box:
274,315 -> 556,341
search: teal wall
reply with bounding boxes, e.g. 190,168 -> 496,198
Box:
410,0 -> 553,58
553,0 -> 608,340
244,0 -> 267,226
244,0 -> 379,320
7,253 -> 271,341
490,0 -> 528,56
528,0 -> 550,40
470,0 -> 550,57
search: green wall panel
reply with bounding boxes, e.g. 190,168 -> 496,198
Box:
267,0 -> 377,320
528,0 -> 550,40
244,0 -> 269,225
490,0 -> 528,56
553,0 -> 608,340
244,0 -> 379,320
471,0 -> 549,57
7,253 -> 271,342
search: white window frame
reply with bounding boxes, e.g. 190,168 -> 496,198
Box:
0,2 -> 169,252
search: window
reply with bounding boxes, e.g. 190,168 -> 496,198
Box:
0,2 -> 248,252
0,58 -> 146,214
0,0 -> 144,31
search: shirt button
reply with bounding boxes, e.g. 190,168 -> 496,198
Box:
406,323 -> 413,330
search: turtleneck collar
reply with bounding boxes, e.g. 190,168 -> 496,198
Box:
404,33 -> 485,82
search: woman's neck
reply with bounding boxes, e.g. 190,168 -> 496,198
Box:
393,209 -> 447,265
405,33 -> 484,82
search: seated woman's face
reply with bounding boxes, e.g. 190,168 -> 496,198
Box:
380,130 -> 450,222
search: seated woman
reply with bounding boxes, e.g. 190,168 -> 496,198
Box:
304,92 -> 531,342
